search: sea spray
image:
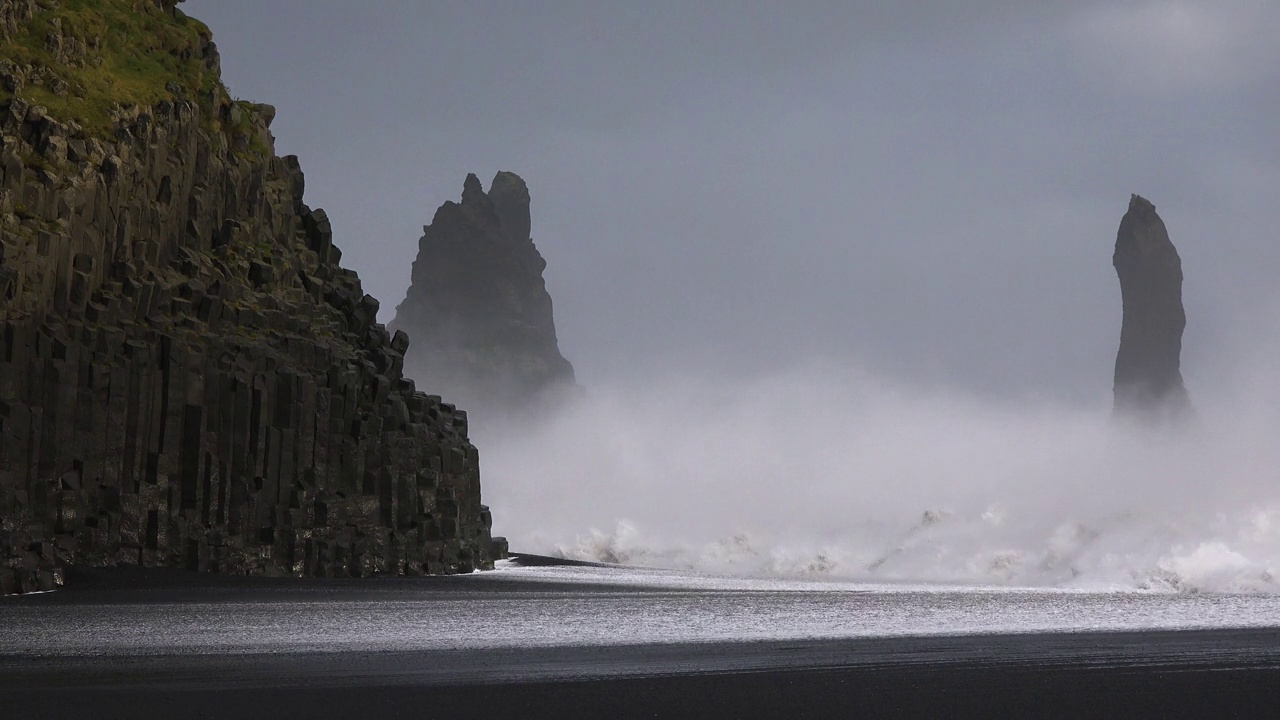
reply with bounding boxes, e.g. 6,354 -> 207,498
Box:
478,357 -> 1280,593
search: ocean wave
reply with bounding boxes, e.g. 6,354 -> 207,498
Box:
539,511 -> 1280,593
479,359 -> 1280,594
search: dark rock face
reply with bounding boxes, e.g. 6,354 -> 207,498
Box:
1113,194 -> 1190,417
0,9 -> 502,596
390,172 -> 575,417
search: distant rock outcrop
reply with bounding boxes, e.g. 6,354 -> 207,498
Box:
1112,194 -> 1190,417
390,172 -> 575,418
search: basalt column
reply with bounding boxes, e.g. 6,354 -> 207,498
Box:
0,0 -> 503,595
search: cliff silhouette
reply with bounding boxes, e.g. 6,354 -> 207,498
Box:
0,0 -> 502,595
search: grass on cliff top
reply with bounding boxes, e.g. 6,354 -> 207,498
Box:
0,0 -> 229,137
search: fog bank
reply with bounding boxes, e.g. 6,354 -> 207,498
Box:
478,347 -> 1280,593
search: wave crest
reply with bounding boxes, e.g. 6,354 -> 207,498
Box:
481,361 -> 1280,594
549,511 -> 1280,593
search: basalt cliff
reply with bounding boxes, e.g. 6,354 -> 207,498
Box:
1113,194 -> 1190,418
0,0 -> 502,596
390,172 -> 575,419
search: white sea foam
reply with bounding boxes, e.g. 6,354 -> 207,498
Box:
479,353 -> 1280,593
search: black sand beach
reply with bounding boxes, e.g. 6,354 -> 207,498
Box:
5,632 -> 1280,719
3,565 -> 1279,719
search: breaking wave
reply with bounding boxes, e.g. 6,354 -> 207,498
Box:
479,357 -> 1280,593
543,514 -> 1280,593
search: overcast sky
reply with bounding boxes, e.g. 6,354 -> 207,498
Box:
186,0 -> 1280,401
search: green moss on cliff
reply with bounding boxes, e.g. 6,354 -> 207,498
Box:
0,0 -> 234,138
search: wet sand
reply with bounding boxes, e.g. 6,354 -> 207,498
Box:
3,563 -> 1279,718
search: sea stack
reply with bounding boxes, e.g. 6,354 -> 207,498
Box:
0,0 -> 501,595
1112,194 -> 1190,417
390,172 -> 576,419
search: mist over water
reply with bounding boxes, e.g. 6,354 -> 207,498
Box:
478,344 -> 1280,593
182,0 -> 1280,595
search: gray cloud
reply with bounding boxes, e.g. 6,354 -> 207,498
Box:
186,0 -> 1280,400
1069,0 -> 1280,93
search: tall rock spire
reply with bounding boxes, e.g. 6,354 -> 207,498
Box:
1112,194 -> 1190,417
390,172 -> 576,420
